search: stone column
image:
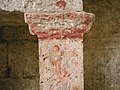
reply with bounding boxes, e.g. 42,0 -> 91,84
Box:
0,0 -> 95,90
25,8 -> 94,90
0,0 -> 94,90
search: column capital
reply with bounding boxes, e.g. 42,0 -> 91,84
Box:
24,11 -> 95,40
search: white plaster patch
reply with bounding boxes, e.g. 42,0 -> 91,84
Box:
0,0 -> 83,12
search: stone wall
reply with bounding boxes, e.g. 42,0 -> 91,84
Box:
83,0 -> 120,90
0,25 -> 39,90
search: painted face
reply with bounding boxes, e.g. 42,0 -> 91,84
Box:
53,45 -> 60,52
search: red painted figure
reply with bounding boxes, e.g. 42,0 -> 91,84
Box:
50,45 -> 69,82
56,0 -> 66,9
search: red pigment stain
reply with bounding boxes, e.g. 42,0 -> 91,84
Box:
41,14 -> 64,20
36,28 -> 86,40
50,45 -> 69,81
25,13 -> 94,40
36,32 -> 49,40
30,24 -> 40,34
84,16 -> 91,25
66,12 -> 79,20
49,28 -> 61,39
56,0 -> 66,9
25,13 -> 64,21
25,12 -> 93,21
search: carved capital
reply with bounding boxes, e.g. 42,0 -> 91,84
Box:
24,12 -> 94,40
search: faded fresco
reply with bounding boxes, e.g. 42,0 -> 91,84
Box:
25,5 -> 94,90
39,39 -> 83,90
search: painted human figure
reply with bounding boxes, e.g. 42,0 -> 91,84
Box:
49,45 -> 70,83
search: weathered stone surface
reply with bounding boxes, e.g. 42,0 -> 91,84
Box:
83,0 -> 120,40
0,0 -> 25,12
0,78 -> 39,90
11,78 -> 39,90
105,49 -> 120,90
0,0 -> 83,12
84,38 -> 120,50
0,26 -> 37,41
39,39 -> 84,90
0,41 -> 7,77
84,49 -> 120,90
8,40 -> 39,77
0,11 -> 25,25
0,78 -> 11,90
0,25 -> 39,90
84,1 -> 120,89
